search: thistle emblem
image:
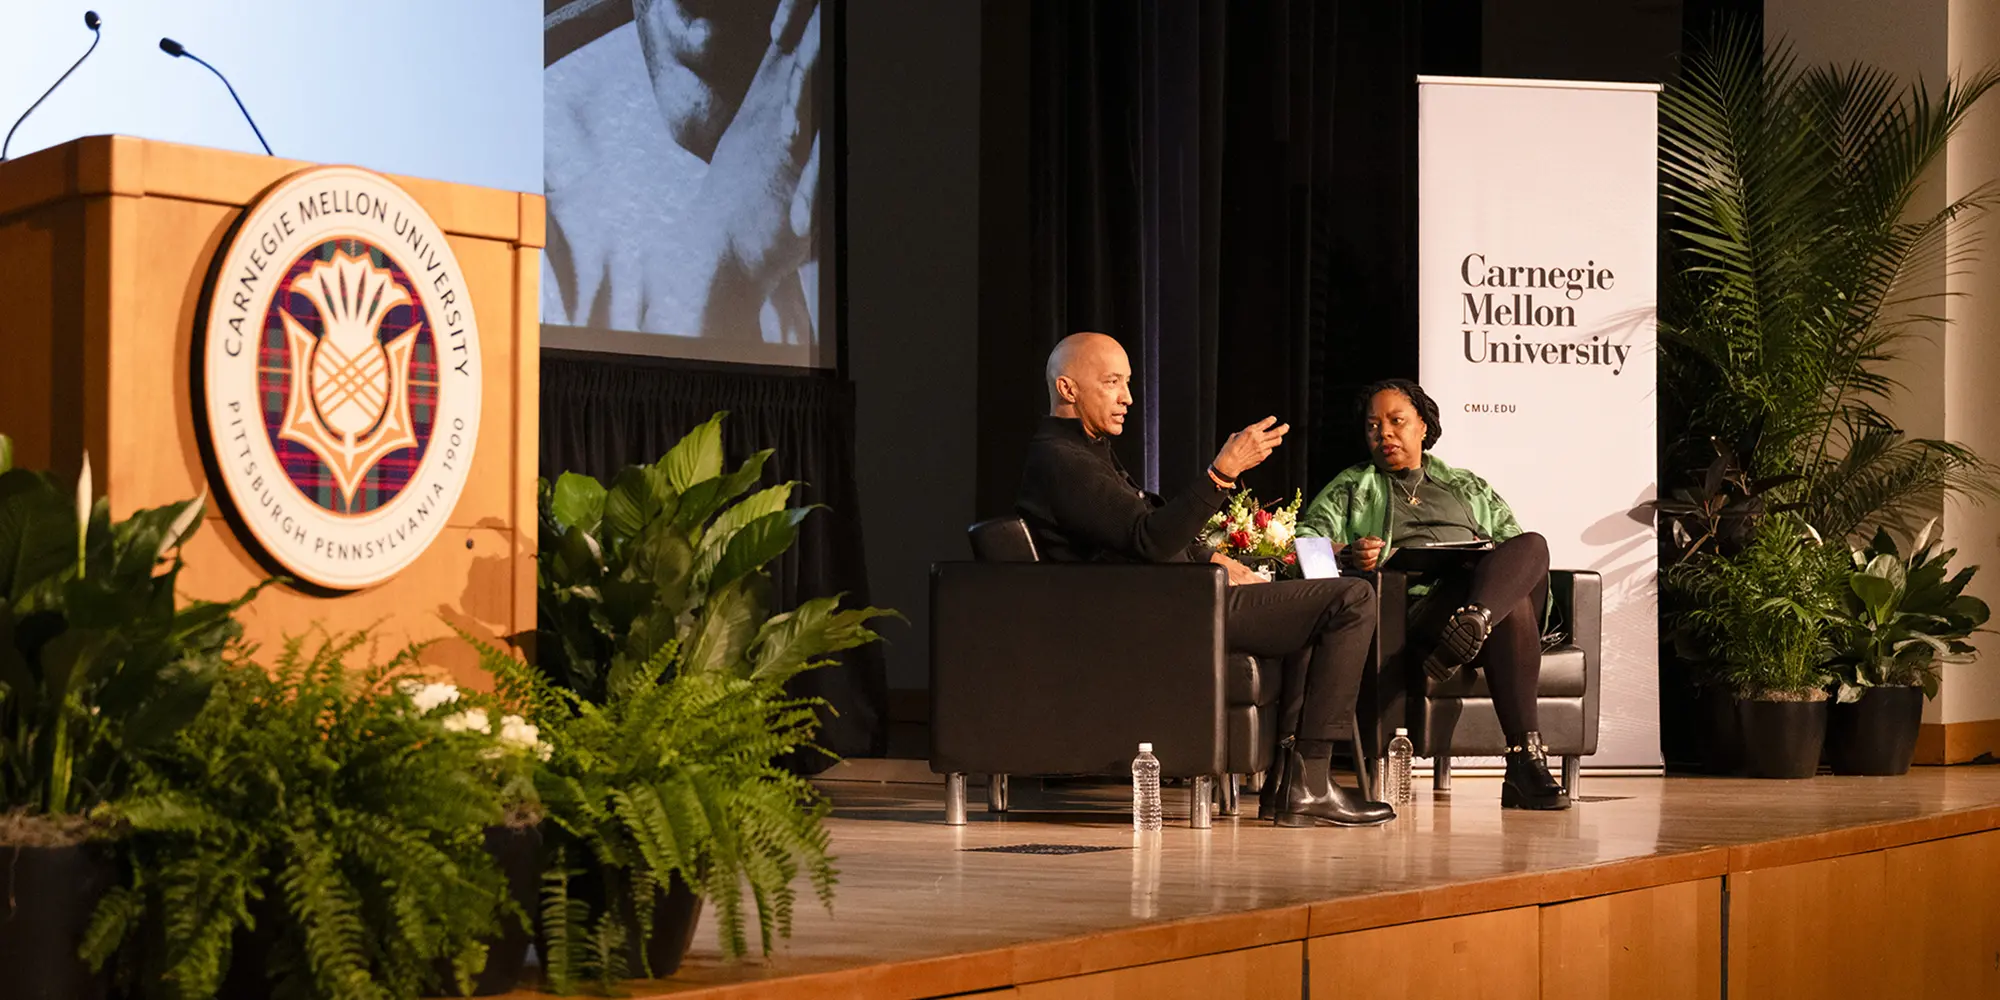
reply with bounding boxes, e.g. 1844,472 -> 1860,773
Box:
276,251 -> 423,508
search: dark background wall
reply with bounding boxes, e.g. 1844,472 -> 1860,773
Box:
846,0 -> 984,699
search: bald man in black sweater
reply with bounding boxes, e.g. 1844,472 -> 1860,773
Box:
1016,332 -> 1392,828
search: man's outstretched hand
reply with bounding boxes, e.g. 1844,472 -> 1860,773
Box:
1213,417 -> 1289,480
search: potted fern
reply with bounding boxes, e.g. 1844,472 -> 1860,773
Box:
0,436 -> 252,1000
1669,517 -> 1845,778
488,412 -> 892,990
1824,521 -> 1989,775
84,632 -> 518,1000
400,679 -> 552,995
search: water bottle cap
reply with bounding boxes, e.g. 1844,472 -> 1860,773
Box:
1394,727 -> 1409,736
1138,742 -> 1153,753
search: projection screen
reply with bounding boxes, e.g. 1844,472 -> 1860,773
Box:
542,0 -> 834,367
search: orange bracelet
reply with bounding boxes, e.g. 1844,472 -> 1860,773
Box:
1207,466 -> 1236,491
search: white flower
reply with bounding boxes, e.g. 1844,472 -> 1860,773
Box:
399,681 -> 462,714
442,707 -> 490,734
497,713 -> 555,762
497,714 -> 552,760
1264,518 -> 1294,548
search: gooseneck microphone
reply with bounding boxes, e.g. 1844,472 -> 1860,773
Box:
1,11 -> 104,162
158,36 -> 273,156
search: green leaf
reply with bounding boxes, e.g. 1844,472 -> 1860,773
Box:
551,472 -> 608,532
749,598 -> 900,684
549,525 -> 604,586
713,450 -> 775,508
0,470 -> 75,608
683,576 -> 770,677
710,508 -> 814,594
660,413 -> 727,493
693,483 -> 796,590
671,477 -> 728,536
1849,572 -> 1899,621
1950,594 -> 1991,625
602,465 -> 676,542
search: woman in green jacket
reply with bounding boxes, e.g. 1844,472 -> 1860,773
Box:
1299,379 -> 1568,810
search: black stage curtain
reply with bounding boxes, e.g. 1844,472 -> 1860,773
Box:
982,0 -> 1430,512
540,353 -> 886,765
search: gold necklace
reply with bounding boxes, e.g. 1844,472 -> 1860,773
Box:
1392,467 -> 1425,506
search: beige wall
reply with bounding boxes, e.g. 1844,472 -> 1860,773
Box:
1766,0 -> 2000,736
1943,0 -> 2000,726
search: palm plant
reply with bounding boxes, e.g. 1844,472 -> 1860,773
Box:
1660,25 -> 2000,544
1668,516 -> 1846,698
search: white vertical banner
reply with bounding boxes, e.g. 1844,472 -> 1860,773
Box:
1417,76 -> 1661,768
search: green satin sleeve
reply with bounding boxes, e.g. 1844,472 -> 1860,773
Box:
1298,480 -> 1351,542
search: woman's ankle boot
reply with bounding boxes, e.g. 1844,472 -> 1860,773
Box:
1501,732 -> 1571,811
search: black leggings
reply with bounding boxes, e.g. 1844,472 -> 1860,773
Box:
1416,532 -> 1550,741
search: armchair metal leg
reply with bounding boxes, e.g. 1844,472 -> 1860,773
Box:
1562,756 -> 1581,800
1249,769 -> 1266,792
1219,774 -> 1241,817
1349,728 -> 1375,802
1190,775 -> 1214,829
945,772 -> 967,826
1434,755 -> 1453,792
987,774 -> 1010,814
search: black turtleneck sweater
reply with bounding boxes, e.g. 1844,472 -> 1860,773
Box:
1015,416 -> 1228,563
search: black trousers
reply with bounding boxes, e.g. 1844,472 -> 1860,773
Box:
1225,577 -> 1376,745
1411,532 -> 1551,739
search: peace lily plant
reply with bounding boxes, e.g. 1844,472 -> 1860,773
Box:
0,436 -> 252,844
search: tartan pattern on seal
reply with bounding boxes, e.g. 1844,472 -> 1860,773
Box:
257,238 -> 438,515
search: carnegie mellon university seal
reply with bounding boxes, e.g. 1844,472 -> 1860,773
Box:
198,166 -> 481,590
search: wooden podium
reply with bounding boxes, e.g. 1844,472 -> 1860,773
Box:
0,136 -> 543,681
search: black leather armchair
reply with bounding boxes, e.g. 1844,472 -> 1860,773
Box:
928,519 -> 1285,827
1359,568 -> 1601,795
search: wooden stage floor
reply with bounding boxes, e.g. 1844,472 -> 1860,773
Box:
513,767 -> 2000,999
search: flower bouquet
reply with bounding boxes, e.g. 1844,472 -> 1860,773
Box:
1204,489 -> 1304,579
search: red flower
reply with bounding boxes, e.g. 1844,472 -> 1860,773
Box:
1254,508 -> 1273,529
1228,530 -> 1252,550
1282,552 -> 1297,565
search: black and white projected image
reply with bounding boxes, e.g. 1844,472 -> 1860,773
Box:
543,0 -> 827,366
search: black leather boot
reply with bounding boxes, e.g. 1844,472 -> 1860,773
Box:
1273,744 -> 1395,827
1421,603 -> 1494,681
1257,767 -> 1283,821
1501,732 -> 1571,811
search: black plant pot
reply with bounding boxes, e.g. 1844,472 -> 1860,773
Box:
1827,686 -> 1924,776
1737,698 -> 1828,779
216,892 -> 283,1000
0,843 -> 114,1000
431,823 -> 545,996
560,869 -> 705,980
618,874 -> 703,979
1700,687 -> 1744,775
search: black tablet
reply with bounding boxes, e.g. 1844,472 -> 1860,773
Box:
1382,541 -> 1494,572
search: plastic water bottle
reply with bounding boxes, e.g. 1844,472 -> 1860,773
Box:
1386,728 -> 1414,807
1132,743 -> 1163,832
